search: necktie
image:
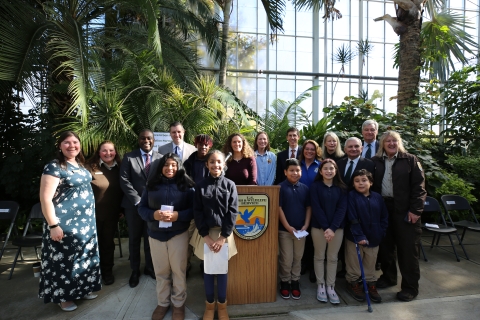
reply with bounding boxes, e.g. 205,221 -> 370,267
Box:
174,146 -> 179,155
365,143 -> 372,158
290,149 -> 295,158
345,160 -> 354,183
145,153 -> 151,176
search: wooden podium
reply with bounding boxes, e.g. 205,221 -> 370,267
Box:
227,185 -> 280,305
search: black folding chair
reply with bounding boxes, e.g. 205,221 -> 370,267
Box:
0,201 -> 20,261
441,195 -> 480,252
8,203 -> 44,279
421,196 -> 468,261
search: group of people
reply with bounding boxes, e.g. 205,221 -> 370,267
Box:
274,121 -> 426,305
37,119 -> 426,320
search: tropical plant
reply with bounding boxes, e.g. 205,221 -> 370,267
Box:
259,86 -> 319,151
373,0 -> 476,112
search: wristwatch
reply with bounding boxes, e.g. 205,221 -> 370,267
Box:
49,223 -> 60,229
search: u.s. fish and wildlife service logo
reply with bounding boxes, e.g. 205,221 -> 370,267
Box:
234,194 -> 269,240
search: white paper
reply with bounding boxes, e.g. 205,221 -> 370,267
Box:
425,223 -> 440,229
294,230 -> 309,239
204,243 -> 229,274
0,209 -> 9,212
159,205 -> 173,228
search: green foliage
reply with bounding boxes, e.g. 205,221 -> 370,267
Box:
435,173 -> 476,219
446,156 -> 480,186
0,91 -> 55,208
299,116 -> 333,147
259,86 -> 319,151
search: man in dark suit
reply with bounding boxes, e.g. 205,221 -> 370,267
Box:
157,121 -> 196,162
274,127 -> 302,185
361,119 -> 380,159
120,129 -> 162,288
336,137 -> 376,278
337,137 -> 375,189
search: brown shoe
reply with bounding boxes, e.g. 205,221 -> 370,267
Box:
172,304 -> 185,320
217,300 -> 229,320
152,305 -> 169,320
203,301 -> 215,320
368,282 -> 382,303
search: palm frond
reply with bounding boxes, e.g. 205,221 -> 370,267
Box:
259,0 -> 286,36
421,10 -> 476,81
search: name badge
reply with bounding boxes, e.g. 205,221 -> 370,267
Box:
95,172 -> 104,175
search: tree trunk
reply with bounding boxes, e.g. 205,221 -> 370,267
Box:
396,1 -> 424,113
218,0 -> 232,86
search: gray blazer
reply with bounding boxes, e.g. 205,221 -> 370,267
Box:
120,149 -> 163,210
158,142 -> 196,162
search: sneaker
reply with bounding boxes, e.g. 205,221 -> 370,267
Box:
347,281 -> 365,302
316,284 -> 328,302
280,281 -> 291,299
291,280 -> 301,299
327,285 -> 340,304
368,282 -> 382,303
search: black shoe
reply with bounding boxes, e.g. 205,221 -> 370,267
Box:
103,274 -> 115,285
129,270 -> 140,288
375,263 -> 381,271
396,290 -> 417,302
376,277 -> 396,289
280,281 -> 291,299
336,269 -> 346,278
309,269 -> 316,283
367,282 -> 382,303
144,267 -> 155,279
347,281 -> 365,302
291,280 -> 301,300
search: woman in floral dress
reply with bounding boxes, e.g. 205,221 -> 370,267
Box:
39,131 -> 102,312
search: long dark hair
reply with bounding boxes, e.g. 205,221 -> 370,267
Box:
55,131 -> 86,168
86,140 -> 122,171
147,153 -> 195,191
314,158 -> 347,190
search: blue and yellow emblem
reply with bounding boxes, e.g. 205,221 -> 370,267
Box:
234,194 -> 269,240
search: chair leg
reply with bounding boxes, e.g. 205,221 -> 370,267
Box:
8,247 -> 22,280
419,242 -> 428,262
117,223 -> 123,258
34,246 -> 41,260
460,228 -> 467,243
430,234 -> 436,249
435,234 -> 441,246
455,232 -> 469,260
447,234 -> 461,262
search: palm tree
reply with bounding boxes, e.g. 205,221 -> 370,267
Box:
0,0 -> 222,123
372,0 -> 476,112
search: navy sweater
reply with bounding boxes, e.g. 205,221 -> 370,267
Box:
138,178 -> 194,241
310,180 -> 347,232
345,190 -> 389,247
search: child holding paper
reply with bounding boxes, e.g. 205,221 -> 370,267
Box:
310,158 -> 347,304
278,158 -> 311,300
191,150 -> 238,320
345,169 -> 388,303
138,153 -> 195,320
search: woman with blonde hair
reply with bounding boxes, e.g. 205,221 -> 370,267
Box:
222,133 -> 257,185
322,132 -> 345,162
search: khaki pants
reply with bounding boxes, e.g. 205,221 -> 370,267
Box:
311,227 -> 344,286
278,230 -> 306,282
149,231 -> 189,307
345,239 -> 378,283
